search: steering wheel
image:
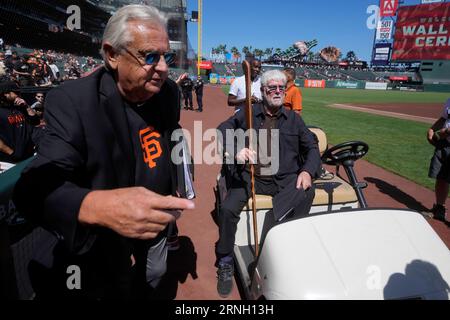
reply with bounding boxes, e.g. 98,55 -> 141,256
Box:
321,141 -> 369,165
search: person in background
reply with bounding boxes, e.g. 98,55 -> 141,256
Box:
180,74 -> 194,110
282,67 -> 302,116
30,92 -> 45,124
0,81 -> 41,163
194,75 -> 204,112
227,59 -> 262,112
47,57 -> 60,84
427,98 -> 450,224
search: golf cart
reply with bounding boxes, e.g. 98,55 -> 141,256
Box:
215,127 -> 450,300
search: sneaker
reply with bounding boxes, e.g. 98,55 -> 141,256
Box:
167,234 -> 180,251
217,262 -> 234,298
431,204 -> 446,222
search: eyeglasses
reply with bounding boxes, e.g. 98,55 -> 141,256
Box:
124,48 -> 176,67
264,85 -> 286,94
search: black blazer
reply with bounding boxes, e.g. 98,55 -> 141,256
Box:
13,67 -> 184,297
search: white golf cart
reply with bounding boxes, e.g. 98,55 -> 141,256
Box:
215,127 -> 450,300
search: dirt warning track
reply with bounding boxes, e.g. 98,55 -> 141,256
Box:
330,103 -> 443,124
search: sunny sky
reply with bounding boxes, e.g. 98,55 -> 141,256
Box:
186,0 -> 425,62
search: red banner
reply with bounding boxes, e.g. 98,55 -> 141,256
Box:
198,61 -> 212,70
389,76 -> 409,81
304,80 -> 325,88
392,3 -> 450,61
380,0 -> 399,17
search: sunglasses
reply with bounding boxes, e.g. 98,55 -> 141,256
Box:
125,48 -> 176,66
265,85 -> 286,94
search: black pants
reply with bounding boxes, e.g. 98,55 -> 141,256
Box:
216,171 -> 315,259
182,91 -> 193,109
196,93 -> 203,111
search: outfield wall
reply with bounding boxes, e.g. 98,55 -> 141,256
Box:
295,79 -> 449,93
210,74 -> 449,92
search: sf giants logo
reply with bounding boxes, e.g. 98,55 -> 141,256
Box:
380,0 -> 398,17
140,127 -> 162,169
8,113 -> 25,127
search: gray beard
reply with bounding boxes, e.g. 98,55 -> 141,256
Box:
263,96 -> 283,111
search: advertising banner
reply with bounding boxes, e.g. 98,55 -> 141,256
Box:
304,79 -> 325,88
389,76 -> 409,81
380,0 -> 399,17
392,2 -> 450,61
366,82 -> 388,90
209,73 -> 218,84
376,19 -> 394,41
198,61 -> 213,70
421,0 -> 443,3
209,74 -> 235,85
335,81 -> 360,89
372,43 -> 392,65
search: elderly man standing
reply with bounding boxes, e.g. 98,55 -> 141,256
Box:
14,5 -> 194,299
215,69 -> 321,297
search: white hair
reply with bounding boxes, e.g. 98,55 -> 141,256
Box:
100,4 -> 168,60
260,69 -> 287,87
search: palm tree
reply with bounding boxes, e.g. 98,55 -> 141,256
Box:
264,47 -> 273,60
222,45 -> 229,63
242,46 -> 250,57
345,51 -> 357,62
242,46 -> 254,60
253,48 -> 264,61
230,46 -> 240,62
236,52 -> 242,62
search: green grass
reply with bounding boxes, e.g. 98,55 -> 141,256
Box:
301,88 -> 446,190
301,87 -> 449,105
220,85 -> 448,190
222,85 -> 230,96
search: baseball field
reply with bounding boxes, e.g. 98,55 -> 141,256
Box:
222,85 -> 449,190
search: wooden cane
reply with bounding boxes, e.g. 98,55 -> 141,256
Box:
242,60 -> 259,257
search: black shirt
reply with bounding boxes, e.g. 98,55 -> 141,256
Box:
180,78 -> 194,92
0,106 -> 36,162
218,103 -> 321,181
194,79 -> 204,95
125,101 -> 172,196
